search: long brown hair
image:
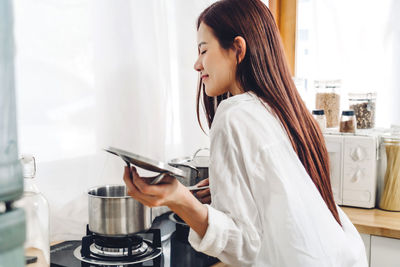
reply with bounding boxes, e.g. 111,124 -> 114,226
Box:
196,0 -> 341,226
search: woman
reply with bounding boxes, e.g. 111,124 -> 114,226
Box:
123,0 -> 368,266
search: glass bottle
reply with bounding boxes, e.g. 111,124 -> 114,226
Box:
312,109 -> 326,132
14,155 -> 50,265
379,135 -> 400,211
339,110 -> 356,133
348,92 -> 377,129
315,80 -> 341,128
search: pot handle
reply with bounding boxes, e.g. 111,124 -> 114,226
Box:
192,148 -> 209,160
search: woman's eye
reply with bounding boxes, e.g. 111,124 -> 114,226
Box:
201,50 -> 207,55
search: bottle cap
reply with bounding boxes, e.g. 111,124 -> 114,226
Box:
312,109 -> 325,115
20,155 -> 36,179
342,110 -> 355,116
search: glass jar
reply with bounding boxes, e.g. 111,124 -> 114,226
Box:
339,110 -> 356,133
379,135 -> 400,211
312,109 -> 326,132
348,92 -> 377,129
14,155 -> 50,265
315,80 -> 341,128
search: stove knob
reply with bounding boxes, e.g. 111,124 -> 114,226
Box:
352,169 -> 363,183
350,147 -> 364,161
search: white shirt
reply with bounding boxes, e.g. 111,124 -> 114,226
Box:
189,92 -> 368,267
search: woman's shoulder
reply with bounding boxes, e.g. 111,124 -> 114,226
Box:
212,91 -> 278,131
211,91 -> 287,147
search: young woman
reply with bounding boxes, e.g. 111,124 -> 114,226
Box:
123,0 -> 368,266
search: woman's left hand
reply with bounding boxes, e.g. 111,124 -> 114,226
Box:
123,166 -> 185,208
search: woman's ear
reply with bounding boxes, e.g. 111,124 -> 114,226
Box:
233,36 -> 246,64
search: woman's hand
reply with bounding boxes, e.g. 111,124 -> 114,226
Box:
194,178 -> 211,204
123,166 -> 209,237
123,166 -> 185,208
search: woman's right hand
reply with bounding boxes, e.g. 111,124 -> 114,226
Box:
194,178 -> 211,204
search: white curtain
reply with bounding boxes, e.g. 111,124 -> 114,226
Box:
13,0 -> 216,241
296,0 -> 400,127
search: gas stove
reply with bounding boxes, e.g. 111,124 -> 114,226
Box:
50,212 -> 219,267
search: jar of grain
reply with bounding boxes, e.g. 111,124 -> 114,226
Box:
315,80 -> 341,128
312,109 -> 326,132
339,110 -> 356,133
379,135 -> 400,211
348,92 -> 376,129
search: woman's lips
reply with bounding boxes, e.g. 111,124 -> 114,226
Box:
201,74 -> 209,80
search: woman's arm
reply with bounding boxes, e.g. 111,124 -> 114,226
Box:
123,166 -> 209,237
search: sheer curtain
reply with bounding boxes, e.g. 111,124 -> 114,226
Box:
13,0 -> 215,241
296,0 -> 400,127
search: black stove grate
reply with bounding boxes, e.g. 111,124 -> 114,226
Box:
76,225 -> 162,265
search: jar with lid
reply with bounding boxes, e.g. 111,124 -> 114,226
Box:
14,155 -> 50,265
348,92 -> 376,129
312,109 -> 326,132
379,135 -> 400,211
315,80 -> 341,128
339,110 -> 356,133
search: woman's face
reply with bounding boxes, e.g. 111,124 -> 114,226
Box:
194,23 -> 241,97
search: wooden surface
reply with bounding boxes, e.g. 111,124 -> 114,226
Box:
342,206 -> 400,239
25,247 -> 48,267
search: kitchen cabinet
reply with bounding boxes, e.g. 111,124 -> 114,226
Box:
370,235 -> 400,267
357,234 -> 400,267
342,207 -> 400,267
360,233 -> 371,265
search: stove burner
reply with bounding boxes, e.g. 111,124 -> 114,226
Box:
93,234 -> 143,249
74,225 -> 162,266
92,241 -> 148,257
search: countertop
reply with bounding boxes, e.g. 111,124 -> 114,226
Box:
27,207 -> 400,267
342,206 -> 400,239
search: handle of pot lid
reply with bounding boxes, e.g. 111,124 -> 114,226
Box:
149,173 -> 170,185
170,162 -> 198,170
192,148 -> 209,160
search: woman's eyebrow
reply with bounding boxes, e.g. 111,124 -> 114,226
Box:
198,42 -> 207,49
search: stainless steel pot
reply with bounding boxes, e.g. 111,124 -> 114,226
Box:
169,148 -> 209,187
88,185 -> 152,236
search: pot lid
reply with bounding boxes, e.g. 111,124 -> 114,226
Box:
105,147 -> 187,178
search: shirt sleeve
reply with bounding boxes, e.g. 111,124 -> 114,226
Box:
188,114 -> 262,266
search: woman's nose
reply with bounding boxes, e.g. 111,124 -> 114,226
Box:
194,57 -> 202,72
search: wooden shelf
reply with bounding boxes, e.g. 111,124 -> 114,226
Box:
342,206 -> 400,239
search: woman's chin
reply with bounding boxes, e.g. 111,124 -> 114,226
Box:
205,87 -> 220,97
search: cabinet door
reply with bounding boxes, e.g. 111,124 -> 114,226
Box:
371,235 -> 400,267
360,233 -> 371,266
324,135 -> 343,205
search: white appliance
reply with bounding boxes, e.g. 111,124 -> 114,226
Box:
324,131 -> 384,208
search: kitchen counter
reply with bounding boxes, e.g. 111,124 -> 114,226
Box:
28,207 -> 400,267
342,206 -> 400,239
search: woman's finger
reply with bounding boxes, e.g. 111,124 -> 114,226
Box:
199,195 -> 211,204
195,178 -> 209,187
195,188 -> 210,198
133,172 -> 177,197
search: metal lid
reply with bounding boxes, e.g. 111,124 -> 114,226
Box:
105,147 -> 186,178
383,134 -> 400,144
348,92 -> 377,101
